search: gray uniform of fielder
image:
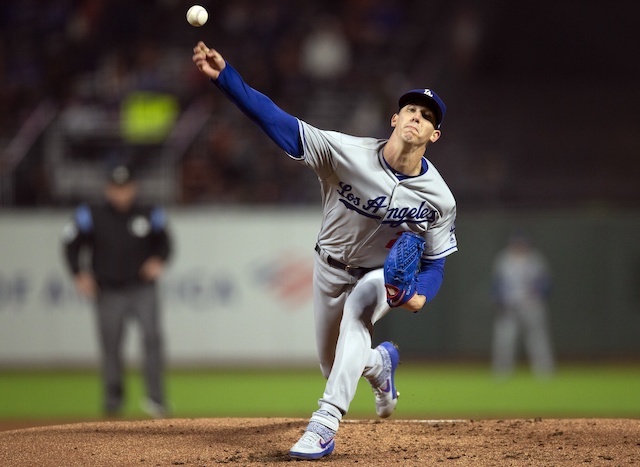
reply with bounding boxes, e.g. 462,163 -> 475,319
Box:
491,236 -> 554,378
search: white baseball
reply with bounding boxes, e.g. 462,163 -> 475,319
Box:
186,5 -> 208,27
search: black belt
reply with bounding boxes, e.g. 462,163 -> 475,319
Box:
315,244 -> 376,278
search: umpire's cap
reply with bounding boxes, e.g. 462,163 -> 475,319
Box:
108,164 -> 136,185
398,89 -> 446,129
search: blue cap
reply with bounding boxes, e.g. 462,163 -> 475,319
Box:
398,89 -> 446,129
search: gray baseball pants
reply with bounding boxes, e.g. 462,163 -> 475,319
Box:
94,282 -> 165,413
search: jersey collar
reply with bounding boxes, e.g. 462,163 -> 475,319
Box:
383,157 -> 429,180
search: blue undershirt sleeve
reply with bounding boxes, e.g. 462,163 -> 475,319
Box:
150,206 -> 167,232
74,203 -> 93,234
416,258 -> 446,304
214,63 -> 302,156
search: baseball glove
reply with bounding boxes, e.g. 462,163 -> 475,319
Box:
384,232 -> 426,307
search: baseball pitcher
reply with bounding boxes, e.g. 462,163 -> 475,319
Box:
192,41 -> 458,460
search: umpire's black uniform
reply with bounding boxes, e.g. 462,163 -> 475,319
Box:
63,166 -> 172,416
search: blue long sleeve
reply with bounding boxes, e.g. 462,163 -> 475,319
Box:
214,63 -> 303,156
416,258 -> 445,303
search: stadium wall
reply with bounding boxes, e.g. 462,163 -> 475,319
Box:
0,208 -> 639,367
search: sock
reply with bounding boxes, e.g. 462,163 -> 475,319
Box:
306,421 -> 336,441
311,407 -> 340,432
362,347 -> 383,381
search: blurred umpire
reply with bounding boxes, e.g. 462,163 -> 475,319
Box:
62,164 -> 172,418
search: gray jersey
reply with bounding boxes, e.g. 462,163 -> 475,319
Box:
292,120 -> 458,267
493,249 -> 549,306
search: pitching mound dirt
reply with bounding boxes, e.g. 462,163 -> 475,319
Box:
1,417 -> 638,466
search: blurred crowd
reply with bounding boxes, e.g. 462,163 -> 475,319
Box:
1,0 -> 638,207
0,0 -> 490,206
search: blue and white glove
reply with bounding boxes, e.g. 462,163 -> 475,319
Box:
383,232 -> 425,307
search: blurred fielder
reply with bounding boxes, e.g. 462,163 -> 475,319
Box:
491,231 -> 555,379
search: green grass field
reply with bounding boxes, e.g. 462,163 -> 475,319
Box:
1,363 -> 639,421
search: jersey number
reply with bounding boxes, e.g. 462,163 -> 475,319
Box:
385,232 -> 406,249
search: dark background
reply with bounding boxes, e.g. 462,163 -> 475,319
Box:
0,0 -> 638,209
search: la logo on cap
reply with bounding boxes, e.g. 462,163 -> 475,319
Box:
423,89 -> 433,97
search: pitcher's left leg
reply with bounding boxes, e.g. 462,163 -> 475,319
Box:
320,269 -> 391,415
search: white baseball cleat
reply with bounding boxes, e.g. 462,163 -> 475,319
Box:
369,341 -> 400,418
141,398 -> 169,419
289,421 -> 336,459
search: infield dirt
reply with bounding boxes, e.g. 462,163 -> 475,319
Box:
1,417 -> 639,466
